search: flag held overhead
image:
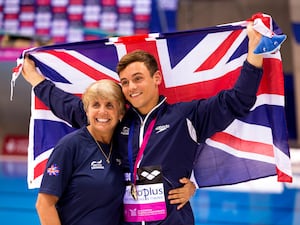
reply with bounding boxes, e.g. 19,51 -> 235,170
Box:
11,13 -> 292,189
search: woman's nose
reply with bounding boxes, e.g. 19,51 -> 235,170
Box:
98,106 -> 108,114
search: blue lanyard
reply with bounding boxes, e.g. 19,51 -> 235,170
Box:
128,122 -> 135,183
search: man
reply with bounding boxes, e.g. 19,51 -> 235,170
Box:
22,23 -> 263,225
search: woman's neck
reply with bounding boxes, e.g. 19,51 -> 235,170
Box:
87,126 -> 112,144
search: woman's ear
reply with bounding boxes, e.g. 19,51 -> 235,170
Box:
85,110 -> 90,125
119,112 -> 124,122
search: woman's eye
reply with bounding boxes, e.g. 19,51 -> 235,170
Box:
92,102 -> 100,108
106,103 -> 114,109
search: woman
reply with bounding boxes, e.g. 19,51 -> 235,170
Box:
35,80 -> 126,225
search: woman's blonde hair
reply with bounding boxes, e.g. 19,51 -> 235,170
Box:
82,79 -> 126,116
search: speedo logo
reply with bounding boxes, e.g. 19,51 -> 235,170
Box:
155,124 -> 170,134
91,160 -> 104,170
121,126 -> 129,135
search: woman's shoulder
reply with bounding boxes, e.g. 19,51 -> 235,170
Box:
56,127 -> 90,146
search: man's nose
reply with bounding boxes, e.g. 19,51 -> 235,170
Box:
128,80 -> 137,90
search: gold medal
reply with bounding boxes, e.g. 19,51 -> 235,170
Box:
130,183 -> 138,200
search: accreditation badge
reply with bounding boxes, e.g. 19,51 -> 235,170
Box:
123,165 -> 167,222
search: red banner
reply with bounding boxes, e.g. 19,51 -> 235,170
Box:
2,135 -> 28,156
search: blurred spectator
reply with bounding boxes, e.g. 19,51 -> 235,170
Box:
0,33 -> 52,48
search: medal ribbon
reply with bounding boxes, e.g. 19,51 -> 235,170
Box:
128,118 -> 157,184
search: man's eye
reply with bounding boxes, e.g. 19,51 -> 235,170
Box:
134,76 -> 143,82
121,80 -> 128,86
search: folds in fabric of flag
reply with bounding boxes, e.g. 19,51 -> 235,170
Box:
24,18 -> 292,189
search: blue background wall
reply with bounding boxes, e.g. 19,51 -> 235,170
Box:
1,159 -> 299,225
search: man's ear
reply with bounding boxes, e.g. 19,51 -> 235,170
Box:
153,71 -> 162,85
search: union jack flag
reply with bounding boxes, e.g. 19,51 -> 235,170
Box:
14,16 -> 292,189
47,164 -> 60,176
